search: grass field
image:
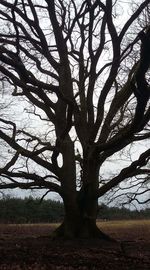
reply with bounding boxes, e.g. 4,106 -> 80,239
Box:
97,219 -> 150,241
0,219 -> 149,240
0,219 -> 149,269
98,219 -> 150,228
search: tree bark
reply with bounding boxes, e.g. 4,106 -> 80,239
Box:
54,146 -> 111,240
54,198 -> 111,240
54,214 -> 111,240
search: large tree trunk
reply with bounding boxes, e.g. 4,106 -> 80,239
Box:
54,213 -> 110,240
54,197 -> 110,240
54,146 -> 111,240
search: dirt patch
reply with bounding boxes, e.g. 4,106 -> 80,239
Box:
0,221 -> 149,269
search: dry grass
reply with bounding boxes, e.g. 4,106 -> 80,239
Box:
97,219 -> 150,228
97,219 -> 150,241
1,219 -> 149,241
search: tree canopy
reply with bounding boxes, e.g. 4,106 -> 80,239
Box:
0,0 -> 150,238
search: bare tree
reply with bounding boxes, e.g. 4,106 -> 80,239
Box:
0,0 -> 150,238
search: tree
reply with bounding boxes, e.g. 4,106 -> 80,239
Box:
0,0 -> 150,239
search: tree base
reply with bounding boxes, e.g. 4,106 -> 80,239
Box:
52,218 -> 114,241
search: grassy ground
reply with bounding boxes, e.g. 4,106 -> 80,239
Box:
0,220 -> 149,269
97,219 -> 150,240
98,219 -> 150,228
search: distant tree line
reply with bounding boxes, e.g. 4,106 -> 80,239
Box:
0,196 -> 64,223
0,197 -> 149,224
98,204 -> 150,221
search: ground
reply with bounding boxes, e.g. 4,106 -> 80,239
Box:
0,220 -> 149,269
